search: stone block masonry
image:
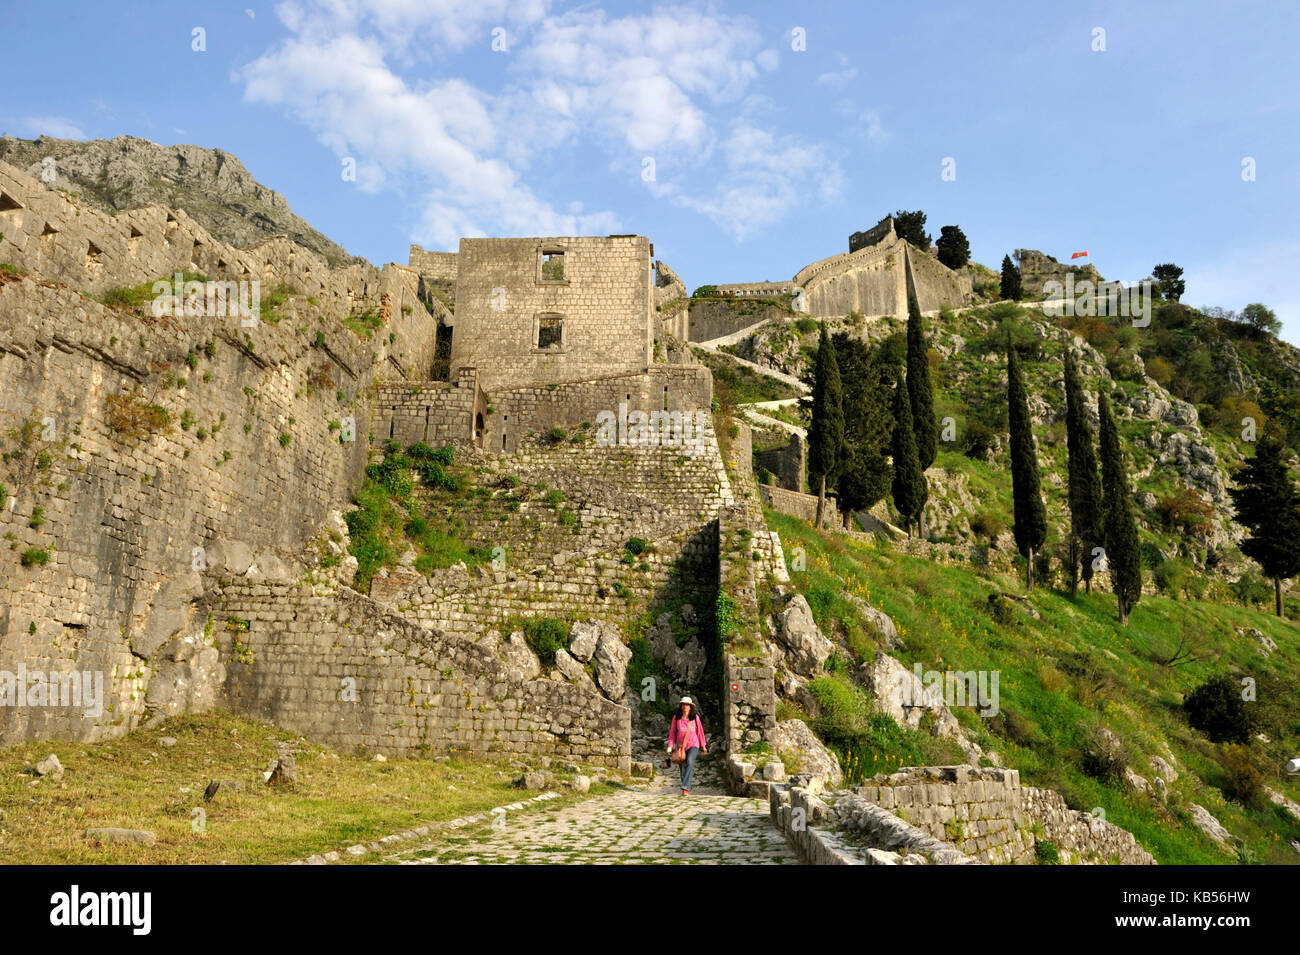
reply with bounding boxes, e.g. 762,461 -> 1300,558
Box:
407,246 -> 458,283
834,765 -> 1154,865
208,583 -> 631,770
487,365 -> 710,455
450,235 -> 655,392
0,160 -> 439,745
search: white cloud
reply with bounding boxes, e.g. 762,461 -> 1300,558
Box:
235,2 -> 842,247
15,116 -> 86,139
238,31 -> 615,244
816,54 -> 857,88
670,122 -> 842,241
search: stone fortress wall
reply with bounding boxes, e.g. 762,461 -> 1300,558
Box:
206,582 -> 631,769
407,245 -> 459,283
0,159 -> 438,746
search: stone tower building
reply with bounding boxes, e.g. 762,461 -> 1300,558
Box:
449,235 -> 655,392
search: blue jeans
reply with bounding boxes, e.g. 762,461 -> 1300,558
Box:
680,747 -> 700,791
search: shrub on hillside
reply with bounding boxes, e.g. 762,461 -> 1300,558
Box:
1153,557 -> 1191,599
1184,674 -> 1255,743
1217,743 -> 1266,808
969,509 -> 1004,541
517,617 -> 570,667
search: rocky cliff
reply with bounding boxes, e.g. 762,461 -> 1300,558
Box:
0,135 -> 361,268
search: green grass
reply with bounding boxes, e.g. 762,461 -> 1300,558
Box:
344,443 -> 490,591
691,347 -> 801,404
343,308 -> 384,339
764,508 -> 1300,864
0,712 -> 599,864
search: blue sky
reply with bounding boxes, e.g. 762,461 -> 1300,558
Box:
6,0 -> 1299,342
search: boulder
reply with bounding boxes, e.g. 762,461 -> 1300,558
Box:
859,652 -> 959,739
204,539 -> 254,576
771,719 -> 842,788
1150,755 -> 1178,783
572,775 -> 591,794
554,649 -> 599,695
568,621 -> 601,663
84,828 -> 156,846
592,628 -> 632,701
648,613 -> 707,684
502,631 -> 541,680
776,595 -> 834,677
1188,804 -> 1231,846
845,594 -> 902,650
35,753 -> 64,781
1123,767 -> 1152,795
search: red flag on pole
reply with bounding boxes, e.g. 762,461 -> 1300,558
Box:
1071,251 -> 1089,259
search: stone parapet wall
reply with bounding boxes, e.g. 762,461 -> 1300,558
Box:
757,484 -> 839,526
408,246 -> 459,282
0,161 -> 431,341
847,765 -> 1155,865
207,582 -> 631,769
754,433 -> 804,493
770,783 -> 977,865
372,369 -> 480,448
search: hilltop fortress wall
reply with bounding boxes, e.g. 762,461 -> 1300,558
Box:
0,160 -> 438,744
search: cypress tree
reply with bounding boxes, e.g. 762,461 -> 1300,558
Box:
832,333 -> 893,527
890,368 -> 927,535
906,289 -> 937,472
1098,391 -> 1143,624
1007,337 -> 1047,589
1228,432 -> 1300,617
808,322 -> 844,528
1064,351 -> 1105,596
1000,254 -> 1022,301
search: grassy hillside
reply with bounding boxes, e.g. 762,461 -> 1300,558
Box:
764,509 -> 1300,864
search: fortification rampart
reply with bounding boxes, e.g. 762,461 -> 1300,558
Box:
0,164 -> 439,745
207,582 -> 631,768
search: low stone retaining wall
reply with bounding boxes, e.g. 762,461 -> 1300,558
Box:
205,583 -> 631,770
770,765 -> 1155,865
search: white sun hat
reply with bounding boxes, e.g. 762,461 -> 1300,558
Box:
680,696 -> 693,706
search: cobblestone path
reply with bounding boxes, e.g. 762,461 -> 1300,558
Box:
386,788 -> 798,865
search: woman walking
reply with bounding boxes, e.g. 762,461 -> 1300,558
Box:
666,696 -> 707,795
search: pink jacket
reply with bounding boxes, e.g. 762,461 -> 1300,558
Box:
668,714 -> 706,751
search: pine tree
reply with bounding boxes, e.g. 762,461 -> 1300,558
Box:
832,333 -> 893,527
1007,337 -> 1047,589
808,322 -> 844,528
1000,254 -> 1022,301
890,368 -> 927,535
1228,432 -> 1300,617
906,289 -> 938,473
1064,351 -> 1105,596
1098,391 -> 1143,624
